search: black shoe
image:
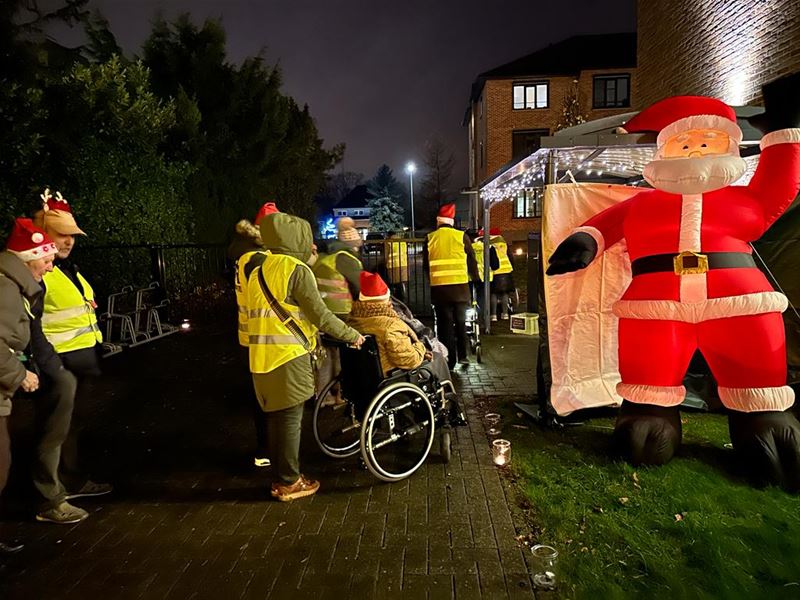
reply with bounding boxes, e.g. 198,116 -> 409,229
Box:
0,540 -> 24,554
447,394 -> 468,427
65,480 -> 113,500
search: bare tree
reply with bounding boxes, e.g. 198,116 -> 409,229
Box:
418,137 -> 455,226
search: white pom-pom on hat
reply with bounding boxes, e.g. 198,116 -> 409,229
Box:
31,232 -> 44,243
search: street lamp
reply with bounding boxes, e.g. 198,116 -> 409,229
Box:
406,162 -> 416,237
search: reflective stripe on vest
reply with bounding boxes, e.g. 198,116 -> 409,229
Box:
427,228 -> 469,286
246,254 -> 318,374
491,236 -> 513,275
312,251 -> 361,314
235,250 -> 268,346
386,240 -> 408,281
471,241 -> 494,282
42,266 -> 102,353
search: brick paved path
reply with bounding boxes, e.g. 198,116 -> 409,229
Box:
0,321 -> 538,599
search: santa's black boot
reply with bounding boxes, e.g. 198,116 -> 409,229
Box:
613,400 -> 682,466
728,410 -> 800,493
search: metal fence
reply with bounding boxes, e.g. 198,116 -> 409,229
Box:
360,239 -> 432,317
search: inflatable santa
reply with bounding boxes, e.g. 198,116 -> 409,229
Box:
547,73 -> 800,491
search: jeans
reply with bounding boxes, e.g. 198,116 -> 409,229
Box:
239,348 -> 268,455
491,293 -> 510,317
266,402 -> 305,484
434,302 -> 468,369
32,368 -> 76,508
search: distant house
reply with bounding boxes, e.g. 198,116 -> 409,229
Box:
332,184 -> 371,237
464,32 -> 638,242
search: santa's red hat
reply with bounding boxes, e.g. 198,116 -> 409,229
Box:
489,227 -> 502,236
622,96 -> 742,154
436,203 -> 456,226
254,201 -> 279,225
358,271 -> 390,301
6,218 -> 58,262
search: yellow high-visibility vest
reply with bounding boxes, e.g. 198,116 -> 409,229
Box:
386,240 -> 408,281
42,266 -> 103,353
234,250 -> 268,346
312,251 -> 362,315
490,236 -> 513,275
427,227 -> 468,286
246,254 -> 318,374
471,241 -> 494,282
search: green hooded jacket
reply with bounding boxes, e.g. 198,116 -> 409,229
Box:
248,213 -> 360,412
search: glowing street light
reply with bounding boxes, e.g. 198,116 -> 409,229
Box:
406,162 -> 416,237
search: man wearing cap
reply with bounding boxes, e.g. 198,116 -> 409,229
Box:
312,217 -> 364,402
547,73 -> 800,489
1,219 -> 62,546
32,189 -> 113,509
425,203 -> 479,369
489,228 -> 515,321
228,201 -> 279,468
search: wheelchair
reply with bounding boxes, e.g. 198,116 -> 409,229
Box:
312,336 -> 456,482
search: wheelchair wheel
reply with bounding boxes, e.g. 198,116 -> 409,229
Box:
360,382 -> 435,482
312,375 -> 361,458
440,429 -> 451,463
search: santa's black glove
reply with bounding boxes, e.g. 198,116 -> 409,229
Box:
546,232 -> 598,276
613,401 -> 682,466
728,410 -> 800,493
747,72 -> 800,134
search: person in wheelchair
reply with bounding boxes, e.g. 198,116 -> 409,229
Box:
347,272 -> 466,426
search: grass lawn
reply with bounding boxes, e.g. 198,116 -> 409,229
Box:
489,403 -> 800,599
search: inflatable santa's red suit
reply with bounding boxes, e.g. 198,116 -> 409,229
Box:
548,73 -> 800,491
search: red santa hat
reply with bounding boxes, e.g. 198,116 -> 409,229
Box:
254,201 -> 279,225
622,96 -> 742,154
35,188 -> 85,236
436,203 -> 456,226
6,218 -> 58,262
489,227 -> 502,236
358,271 -> 390,302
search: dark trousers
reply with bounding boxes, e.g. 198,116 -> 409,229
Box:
266,403 -> 304,484
390,282 -> 407,303
240,347 -> 268,455
32,369 -> 76,508
434,301 -> 468,368
0,415 -> 9,498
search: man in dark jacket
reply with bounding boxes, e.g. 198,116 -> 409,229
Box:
424,203 -> 479,369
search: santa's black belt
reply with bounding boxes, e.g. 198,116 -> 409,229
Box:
631,251 -> 756,277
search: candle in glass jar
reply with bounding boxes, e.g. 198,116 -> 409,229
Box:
492,439 -> 511,466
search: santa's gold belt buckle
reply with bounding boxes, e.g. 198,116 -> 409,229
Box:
673,251 -> 708,275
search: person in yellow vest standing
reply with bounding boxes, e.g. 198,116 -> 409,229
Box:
489,228 -> 515,321
0,218 -> 58,550
425,203 -> 479,369
32,190 -> 113,514
243,212 -> 364,501
385,231 -> 409,302
470,229 -> 499,314
227,201 -> 279,468
312,217 -> 363,403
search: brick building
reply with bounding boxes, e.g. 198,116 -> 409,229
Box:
465,33 -> 638,241
635,0 -> 800,108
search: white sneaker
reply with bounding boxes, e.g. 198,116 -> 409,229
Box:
490,315 -> 498,322
501,313 -> 509,320
254,457 -> 271,467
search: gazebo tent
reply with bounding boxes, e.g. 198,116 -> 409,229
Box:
477,107 -> 799,418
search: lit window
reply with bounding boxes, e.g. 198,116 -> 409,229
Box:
593,74 -> 630,108
513,82 -> 549,109
513,189 -> 542,218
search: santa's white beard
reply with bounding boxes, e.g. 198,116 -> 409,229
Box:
643,154 -> 747,195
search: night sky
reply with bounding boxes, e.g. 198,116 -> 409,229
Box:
55,0 -> 636,190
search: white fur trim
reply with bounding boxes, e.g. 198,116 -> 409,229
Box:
657,114 -> 743,148
235,219 -> 262,243
436,216 -> 454,226
613,291 -> 788,323
617,382 -> 685,406
359,292 -> 391,301
9,242 -> 58,262
678,195 -> 702,252
572,225 -> 605,257
760,128 -> 800,150
719,386 -> 795,412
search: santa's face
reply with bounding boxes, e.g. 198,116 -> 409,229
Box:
644,128 -> 746,194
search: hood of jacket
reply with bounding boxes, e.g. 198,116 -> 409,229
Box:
0,251 -> 41,299
326,239 -> 359,256
260,212 -> 313,263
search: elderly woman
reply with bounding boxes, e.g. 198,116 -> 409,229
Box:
347,271 -> 466,426
0,218 -> 58,552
